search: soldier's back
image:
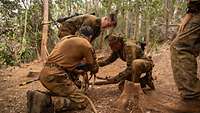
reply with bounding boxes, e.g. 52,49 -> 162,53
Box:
48,36 -> 92,70
59,14 -> 99,38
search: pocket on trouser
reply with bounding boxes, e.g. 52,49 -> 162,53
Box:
51,95 -> 87,112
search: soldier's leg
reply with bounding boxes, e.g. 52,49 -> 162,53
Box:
51,93 -> 87,112
52,80 -> 87,111
170,25 -> 200,99
40,73 -> 88,112
117,67 -> 133,91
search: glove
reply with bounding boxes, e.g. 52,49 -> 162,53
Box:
90,64 -> 99,74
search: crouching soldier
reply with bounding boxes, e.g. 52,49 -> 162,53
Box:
58,10 -> 118,42
97,34 -> 154,91
27,26 -> 98,113
97,34 -> 143,87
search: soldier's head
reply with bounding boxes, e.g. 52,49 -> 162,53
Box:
101,10 -> 118,29
137,41 -> 146,51
78,26 -> 94,42
107,34 -> 125,52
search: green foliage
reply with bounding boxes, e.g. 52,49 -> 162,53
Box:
0,0 -> 188,67
0,43 -> 15,66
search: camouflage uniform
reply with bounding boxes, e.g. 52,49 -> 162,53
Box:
131,58 -> 155,90
170,0 -> 200,99
98,36 -> 144,86
59,14 -> 101,41
39,36 -> 98,111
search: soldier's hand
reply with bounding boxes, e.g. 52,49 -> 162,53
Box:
178,13 -> 192,32
90,64 -> 99,74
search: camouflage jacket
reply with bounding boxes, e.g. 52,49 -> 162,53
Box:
187,0 -> 200,14
98,42 -> 144,67
58,14 -> 101,41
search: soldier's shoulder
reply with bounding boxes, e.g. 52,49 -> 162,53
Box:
125,40 -> 138,48
82,14 -> 97,19
76,37 -> 92,47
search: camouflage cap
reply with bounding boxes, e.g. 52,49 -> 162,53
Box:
108,33 -> 126,44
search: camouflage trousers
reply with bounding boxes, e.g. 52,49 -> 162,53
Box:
109,59 -> 154,90
39,66 -> 87,111
170,22 -> 200,99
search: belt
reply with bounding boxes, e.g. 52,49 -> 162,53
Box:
45,62 -> 65,70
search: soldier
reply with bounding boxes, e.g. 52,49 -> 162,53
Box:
58,11 -> 118,42
169,0 -> 200,112
27,26 -> 98,113
97,34 -> 154,91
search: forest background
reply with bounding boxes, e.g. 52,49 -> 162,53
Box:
0,0 -> 187,67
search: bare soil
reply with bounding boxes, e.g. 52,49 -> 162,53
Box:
0,42 -> 199,113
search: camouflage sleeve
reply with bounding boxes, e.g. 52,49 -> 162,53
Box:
125,45 -> 136,67
186,0 -> 200,14
98,52 -> 119,67
108,68 -> 132,83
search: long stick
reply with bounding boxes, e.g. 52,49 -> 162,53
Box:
74,93 -> 98,113
19,78 -> 39,86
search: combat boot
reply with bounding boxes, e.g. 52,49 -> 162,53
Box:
165,98 -> 200,113
27,90 -> 54,113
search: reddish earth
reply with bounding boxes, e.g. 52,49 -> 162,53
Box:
0,42 -> 199,113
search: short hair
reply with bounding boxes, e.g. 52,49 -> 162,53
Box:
78,26 -> 94,38
108,10 -> 118,27
108,34 -> 124,44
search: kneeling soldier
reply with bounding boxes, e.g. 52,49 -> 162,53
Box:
27,26 -> 98,113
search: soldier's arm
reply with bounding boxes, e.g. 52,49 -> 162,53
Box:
98,52 -> 118,67
187,0 -> 200,14
107,68 -> 132,84
125,45 -> 136,67
84,47 -> 99,74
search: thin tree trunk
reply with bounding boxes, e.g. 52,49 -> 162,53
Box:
41,0 -> 49,62
133,12 -> 139,40
138,14 -> 142,41
85,0 -> 88,13
21,8 -> 28,56
145,14 -> 150,53
68,0 -> 71,15
165,0 -> 169,39
126,10 -> 131,38
99,32 -> 104,50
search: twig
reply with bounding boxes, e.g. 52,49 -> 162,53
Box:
74,93 -> 98,113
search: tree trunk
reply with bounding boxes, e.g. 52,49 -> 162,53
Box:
21,8 -> 28,62
126,10 -> 131,39
99,32 -> 104,50
41,0 -> 49,62
164,0 -> 169,39
145,13 -> 151,53
113,81 -> 144,113
133,11 -> 139,40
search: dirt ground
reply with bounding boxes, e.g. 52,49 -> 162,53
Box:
0,42 -> 199,113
